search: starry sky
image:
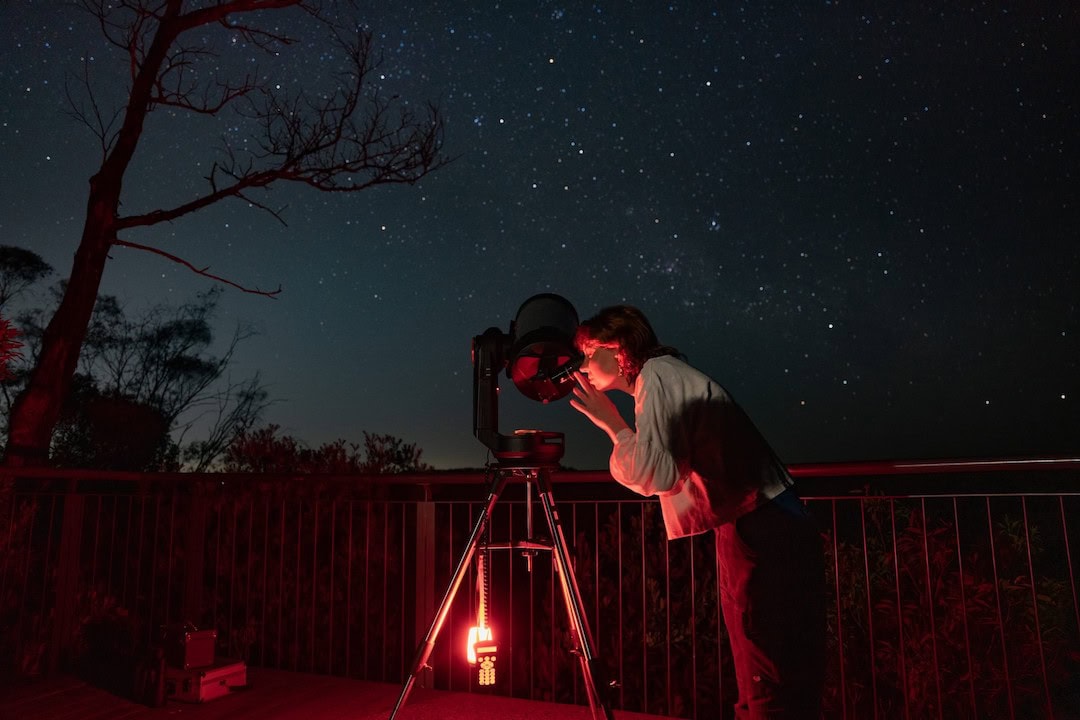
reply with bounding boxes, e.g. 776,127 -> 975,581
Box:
1,1 -> 1077,470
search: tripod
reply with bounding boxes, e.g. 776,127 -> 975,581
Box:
388,463 -> 615,720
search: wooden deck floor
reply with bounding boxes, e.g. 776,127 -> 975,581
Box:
4,667 -> 680,720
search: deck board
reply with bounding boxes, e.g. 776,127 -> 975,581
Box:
4,668 -> 680,720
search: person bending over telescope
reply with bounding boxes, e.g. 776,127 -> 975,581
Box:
570,305 -> 826,720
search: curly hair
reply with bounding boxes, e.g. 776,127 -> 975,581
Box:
574,305 -> 681,384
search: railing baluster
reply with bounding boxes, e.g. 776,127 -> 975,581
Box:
89,495 -> 100,598
714,512 -> 724,718
329,498 -> 336,675
831,498 -> 848,720
18,493 -> 41,671
311,499 -> 319,672
952,497 -> 978,718
548,502 -> 557,701
384,500 -> 393,682
595,500 -> 603,706
921,497 -> 943,720
641,502 -> 648,714
107,496 -> 117,605
688,524 -> 697,720
860,498 -> 879,720
164,492 -> 175,627
1021,497 -> 1054,717
243,494 -> 253,664
660,518 -> 669,716
399,502 -> 407,684
135,496 -> 147,635
277,500 -> 284,669
43,493 -> 63,674
293,501 -> 301,671
121,495 -> 132,612
260,498 -> 269,667
985,497 -> 1016,720
362,498 -> 370,681
345,498 -> 353,677
508,496 -> 516,696
889,499 -> 910,720
229,498 -> 237,663
0,486 -> 16,607
526,497 -> 537,701
1061,496 -> 1080,646
617,502 -> 625,711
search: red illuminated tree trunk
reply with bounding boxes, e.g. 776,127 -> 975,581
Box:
3,0 -> 444,466
5,206 -> 112,465
6,7 -> 162,465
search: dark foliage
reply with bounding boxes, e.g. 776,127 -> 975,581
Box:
221,424 -> 432,474
9,285 -> 267,470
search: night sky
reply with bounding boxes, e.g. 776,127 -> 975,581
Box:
1,1 -> 1077,470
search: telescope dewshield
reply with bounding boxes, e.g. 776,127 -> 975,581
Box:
507,293 -> 581,403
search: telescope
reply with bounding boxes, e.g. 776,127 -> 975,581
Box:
391,293 -> 615,720
472,293 -> 582,465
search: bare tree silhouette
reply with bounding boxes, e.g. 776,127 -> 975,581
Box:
5,0 -> 447,466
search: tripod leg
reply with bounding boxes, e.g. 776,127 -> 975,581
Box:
536,472 -> 616,720
388,472 -> 507,720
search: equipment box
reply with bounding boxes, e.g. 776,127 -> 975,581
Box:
165,659 -> 246,703
164,626 -> 217,670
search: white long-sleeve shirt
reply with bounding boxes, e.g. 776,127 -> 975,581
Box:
609,355 -> 790,539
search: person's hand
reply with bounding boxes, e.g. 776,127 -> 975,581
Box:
569,371 -> 630,443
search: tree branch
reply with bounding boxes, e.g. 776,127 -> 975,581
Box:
113,239 -> 282,297
64,57 -> 122,157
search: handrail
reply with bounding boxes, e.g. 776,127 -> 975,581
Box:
788,455 -> 1080,477
3,455 -> 1080,485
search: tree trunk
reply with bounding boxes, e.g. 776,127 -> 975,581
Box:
4,7 -> 184,467
4,185 -> 116,466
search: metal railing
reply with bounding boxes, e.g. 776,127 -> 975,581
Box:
1,459 -> 1078,719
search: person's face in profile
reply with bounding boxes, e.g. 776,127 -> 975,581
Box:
578,342 -> 623,392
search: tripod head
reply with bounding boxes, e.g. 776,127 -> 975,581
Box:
472,294 -> 582,466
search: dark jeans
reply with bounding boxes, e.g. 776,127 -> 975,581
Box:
716,489 -> 827,719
